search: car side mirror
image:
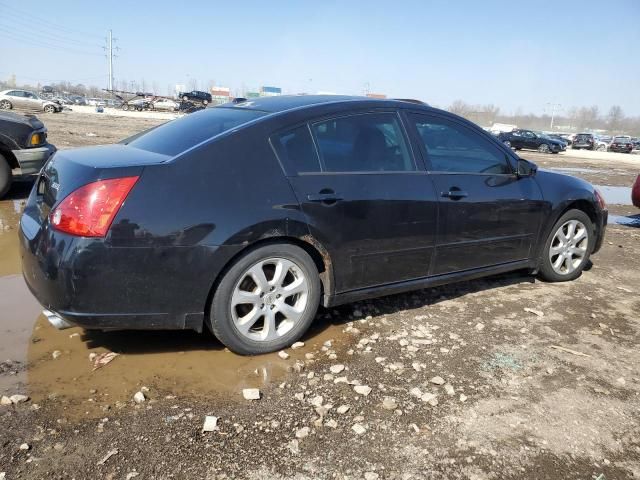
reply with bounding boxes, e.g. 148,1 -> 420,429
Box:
517,158 -> 537,177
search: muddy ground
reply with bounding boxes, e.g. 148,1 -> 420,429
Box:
1,112 -> 639,479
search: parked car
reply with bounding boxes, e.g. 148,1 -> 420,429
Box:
0,89 -> 62,113
631,138 -> 640,150
20,96 -> 608,355
609,136 -> 634,153
69,95 -> 87,106
497,129 -> 565,153
0,111 -> 56,197
632,175 -> 640,208
151,98 -> 180,111
544,134 -> 570,147
87,98 -> 106,107
559,134 -> 574,145
572,133 -> 597,150
179,90 -> 212,105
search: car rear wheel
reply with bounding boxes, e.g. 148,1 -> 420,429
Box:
538,209 -> 594,282
538,143 -> 550,153
182,95 -> 188,101
503,140 -> 511,148
0,100 -> 12,110
597,144 -> 606,152
209,243 -> 321,355
203,99 -> 209,105
0,154 -> 12,198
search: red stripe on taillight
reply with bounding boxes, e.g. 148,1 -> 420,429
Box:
49,176 -> 139,237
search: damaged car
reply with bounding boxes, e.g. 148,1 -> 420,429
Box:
20,96 -> 607,354
0,111 -> 56,197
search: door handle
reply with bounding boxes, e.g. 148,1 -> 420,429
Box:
307,192 -> 343,203
441,190 -> 468,199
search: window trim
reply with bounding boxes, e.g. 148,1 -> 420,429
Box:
405,110 -> 517,176
268,121 -> 323,176
307,110 -> 419,175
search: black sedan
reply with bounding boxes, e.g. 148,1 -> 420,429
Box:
609,136 -> 634,153
20,96 -> 608,354
497,129 -> 565,153
178,90 -> 212,105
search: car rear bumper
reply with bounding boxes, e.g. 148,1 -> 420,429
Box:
12,144 -> 56,174
19,207 -> 237,332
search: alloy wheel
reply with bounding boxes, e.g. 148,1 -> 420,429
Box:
0,100 -> 11,109
538,144 -> 550,153
230,257 -> 310,342
549,220 -> 589,275
503,140 -> 511,148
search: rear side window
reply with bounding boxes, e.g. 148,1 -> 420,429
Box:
311,113 -> 414,172
126,107 -> 266,156
272,125 -> 321,173
410,114 -> 512,174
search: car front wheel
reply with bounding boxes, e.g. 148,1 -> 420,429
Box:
538,209 -> 594,282
43,104 -> 55,113
209,243 -> 321,355
538,143 -> 550,153
503,140 -> 511,148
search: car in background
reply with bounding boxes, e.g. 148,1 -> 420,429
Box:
631,138 -> 640,150
87,98 -> 106,107
20,95 -> 607,355
572,133 -> 597,150
609,136 -> 634,153
559,134 -> 574,145
179,90 -> 212,105
545,133 -> 570,147
0,111 -> 56,197
0,89 -> 62,113
497,128 -> 565,153
105,99 -> 123,108
69,95 -> 87,106
151,98 -> 179,111
632,175 -> 640,208
594,136 -> 610,152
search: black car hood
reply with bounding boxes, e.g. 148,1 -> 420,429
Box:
0,111 -> 44,130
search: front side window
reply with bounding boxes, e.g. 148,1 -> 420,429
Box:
311,112 -> 414,172
410,114 -> 512,174
272,125 -> 321,173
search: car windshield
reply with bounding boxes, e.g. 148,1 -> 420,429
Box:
126,107 -> 267,156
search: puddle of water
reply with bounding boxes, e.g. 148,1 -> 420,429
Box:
0,275 -> 42,394
25,314 -> 345,417
608,214 -> 640,227
0,200 -> 24,277
594,185 -> 632,205
549,167 -> 611,175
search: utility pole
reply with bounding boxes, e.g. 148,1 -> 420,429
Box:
546,102 -> 562,130
104,30 -> 118,91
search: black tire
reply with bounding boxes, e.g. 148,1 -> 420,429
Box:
209,243 -> 321,355
0,100 -> 12,110
44,104 -> 55,113
538,209 -> 595,282
182,95 -> 189,101
0,154 -> 12,199
203,99 -> 209,105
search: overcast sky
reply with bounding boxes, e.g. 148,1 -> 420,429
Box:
1,0 -> 638,115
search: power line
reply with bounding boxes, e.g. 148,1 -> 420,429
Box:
0,15 -> 103,48
0,2 -> 105,40
0,23 -> 103,51
0,30 -> 103,56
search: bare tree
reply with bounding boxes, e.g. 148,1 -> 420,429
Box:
607,105 -> 624,133
448,100 -> 472,117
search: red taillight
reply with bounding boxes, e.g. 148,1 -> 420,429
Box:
49,176 -> 139,237
594,188 -> 607,210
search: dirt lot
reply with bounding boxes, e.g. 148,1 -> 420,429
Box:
1,112 -> 639,479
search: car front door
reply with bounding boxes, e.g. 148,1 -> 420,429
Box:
273,111 -> 439,293
407,112 -> 545,275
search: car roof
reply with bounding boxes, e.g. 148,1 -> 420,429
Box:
217,95 -> 428,114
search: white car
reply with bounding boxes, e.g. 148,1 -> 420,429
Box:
0,89 -> 62,113
87,98 -> 106,107
152,98 -> 179,111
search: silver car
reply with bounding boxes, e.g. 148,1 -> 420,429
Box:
0,89 -> 62,113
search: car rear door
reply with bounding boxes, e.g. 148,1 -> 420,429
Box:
273,110 -> 439,293
407,112 -> 545,275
